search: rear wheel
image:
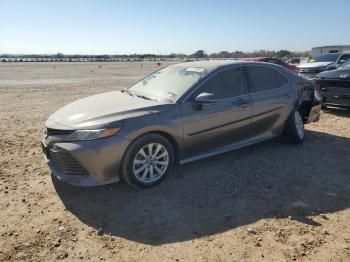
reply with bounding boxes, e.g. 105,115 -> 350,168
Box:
121,134 -> 174,188
284,109 -> 304,144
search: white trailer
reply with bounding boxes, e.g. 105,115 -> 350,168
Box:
312,45 -> 350,56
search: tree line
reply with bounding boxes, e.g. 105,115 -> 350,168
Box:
0,49 -> 310,60
191,49 -> 310,59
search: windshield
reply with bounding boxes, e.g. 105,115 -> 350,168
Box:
339,59 -> 350,69
128,66 -> 208,101
310,54 -> 340,63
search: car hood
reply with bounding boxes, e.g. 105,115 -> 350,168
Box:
46,91 -> 168,129
317,68 -> 350,79
298,62 -> 333,68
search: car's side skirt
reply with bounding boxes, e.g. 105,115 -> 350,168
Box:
179,134 -> 277,165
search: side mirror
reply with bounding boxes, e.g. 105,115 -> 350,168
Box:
338,59 -> 346,64
193,92 -> 217,110
194,92 -> 217,104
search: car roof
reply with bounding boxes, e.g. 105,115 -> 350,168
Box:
171,59 -> 271,72
240,57 -> 271,61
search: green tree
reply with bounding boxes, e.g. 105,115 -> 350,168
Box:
191,50 -> 207,59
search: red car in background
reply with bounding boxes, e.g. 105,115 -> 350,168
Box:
240,57 -> 298,74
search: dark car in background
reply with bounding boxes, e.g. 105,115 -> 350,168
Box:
298,53 -> 350,79
316,59 -> 350,108
287,57 -> 301,64
241,57 -> 298,74
42,61 -> 321,188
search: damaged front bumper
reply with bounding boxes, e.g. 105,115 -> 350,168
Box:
42,134 -> 131,186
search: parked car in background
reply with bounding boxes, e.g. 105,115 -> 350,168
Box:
287,57 -> 301,64
240,57 -> 298,74
316,59 -> 350,108
298,53 -> 350,79
42,61 -> 321,188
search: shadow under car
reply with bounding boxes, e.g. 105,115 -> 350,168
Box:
53,130 -> 350,245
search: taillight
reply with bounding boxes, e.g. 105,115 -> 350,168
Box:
314,83 -> 323,102
315,83 -> 323,96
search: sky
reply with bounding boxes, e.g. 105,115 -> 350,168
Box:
1,0 -> 350,55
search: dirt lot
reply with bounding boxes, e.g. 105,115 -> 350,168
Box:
0,62 -> 350,262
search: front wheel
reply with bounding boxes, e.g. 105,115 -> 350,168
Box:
121,134 -> 174,188
284,109 -> 305,144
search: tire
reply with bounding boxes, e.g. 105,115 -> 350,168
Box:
120,133 -> 174,188
284,109 -> 305,144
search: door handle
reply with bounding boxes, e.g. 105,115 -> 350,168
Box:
239,103 -> 250,108
234,99 -> 250,108
282,93 -> 290,98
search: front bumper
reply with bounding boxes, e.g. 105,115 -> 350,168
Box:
42,135 -> 131,186
323,94 -> 350,107
298,68 -> 325,79
298,72 -> 319,79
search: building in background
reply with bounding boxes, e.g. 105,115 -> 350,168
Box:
312,45 -> 350,56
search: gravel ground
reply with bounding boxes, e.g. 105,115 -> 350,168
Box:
0,62 -> 350,261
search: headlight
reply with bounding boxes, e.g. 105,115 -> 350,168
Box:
65,127 -> 120,141
43,127 -> 48,139
340,73 -> 350,79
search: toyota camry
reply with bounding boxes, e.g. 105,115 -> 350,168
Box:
42,60 -> 321,187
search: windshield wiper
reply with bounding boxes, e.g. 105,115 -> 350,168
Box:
134,94 -> 157,101
122,89 -> 135,97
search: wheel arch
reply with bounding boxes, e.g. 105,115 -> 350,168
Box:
148,131 -> 179,162
297,100 -> 313,123
120,130 -> 180,169
118,130 -> 180,184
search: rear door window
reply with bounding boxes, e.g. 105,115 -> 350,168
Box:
246,66 -> 288,93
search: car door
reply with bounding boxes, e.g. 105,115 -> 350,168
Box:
180,66 -> 253,158
245,65 -> 295,138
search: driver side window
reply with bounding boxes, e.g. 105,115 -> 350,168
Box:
195,67 -> 247,100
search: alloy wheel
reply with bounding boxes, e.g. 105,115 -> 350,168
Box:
132,143 -> 169,183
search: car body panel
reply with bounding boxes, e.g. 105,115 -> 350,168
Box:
42,134 -> 130,186
180,95 -> 253,158
47,91 -> 166,129
249,85 -> 295,137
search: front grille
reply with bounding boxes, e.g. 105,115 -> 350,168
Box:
48,146 -> 88,176
299,68 -> 322,73
47,128 -> 74,137
318,79 -> 350,88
